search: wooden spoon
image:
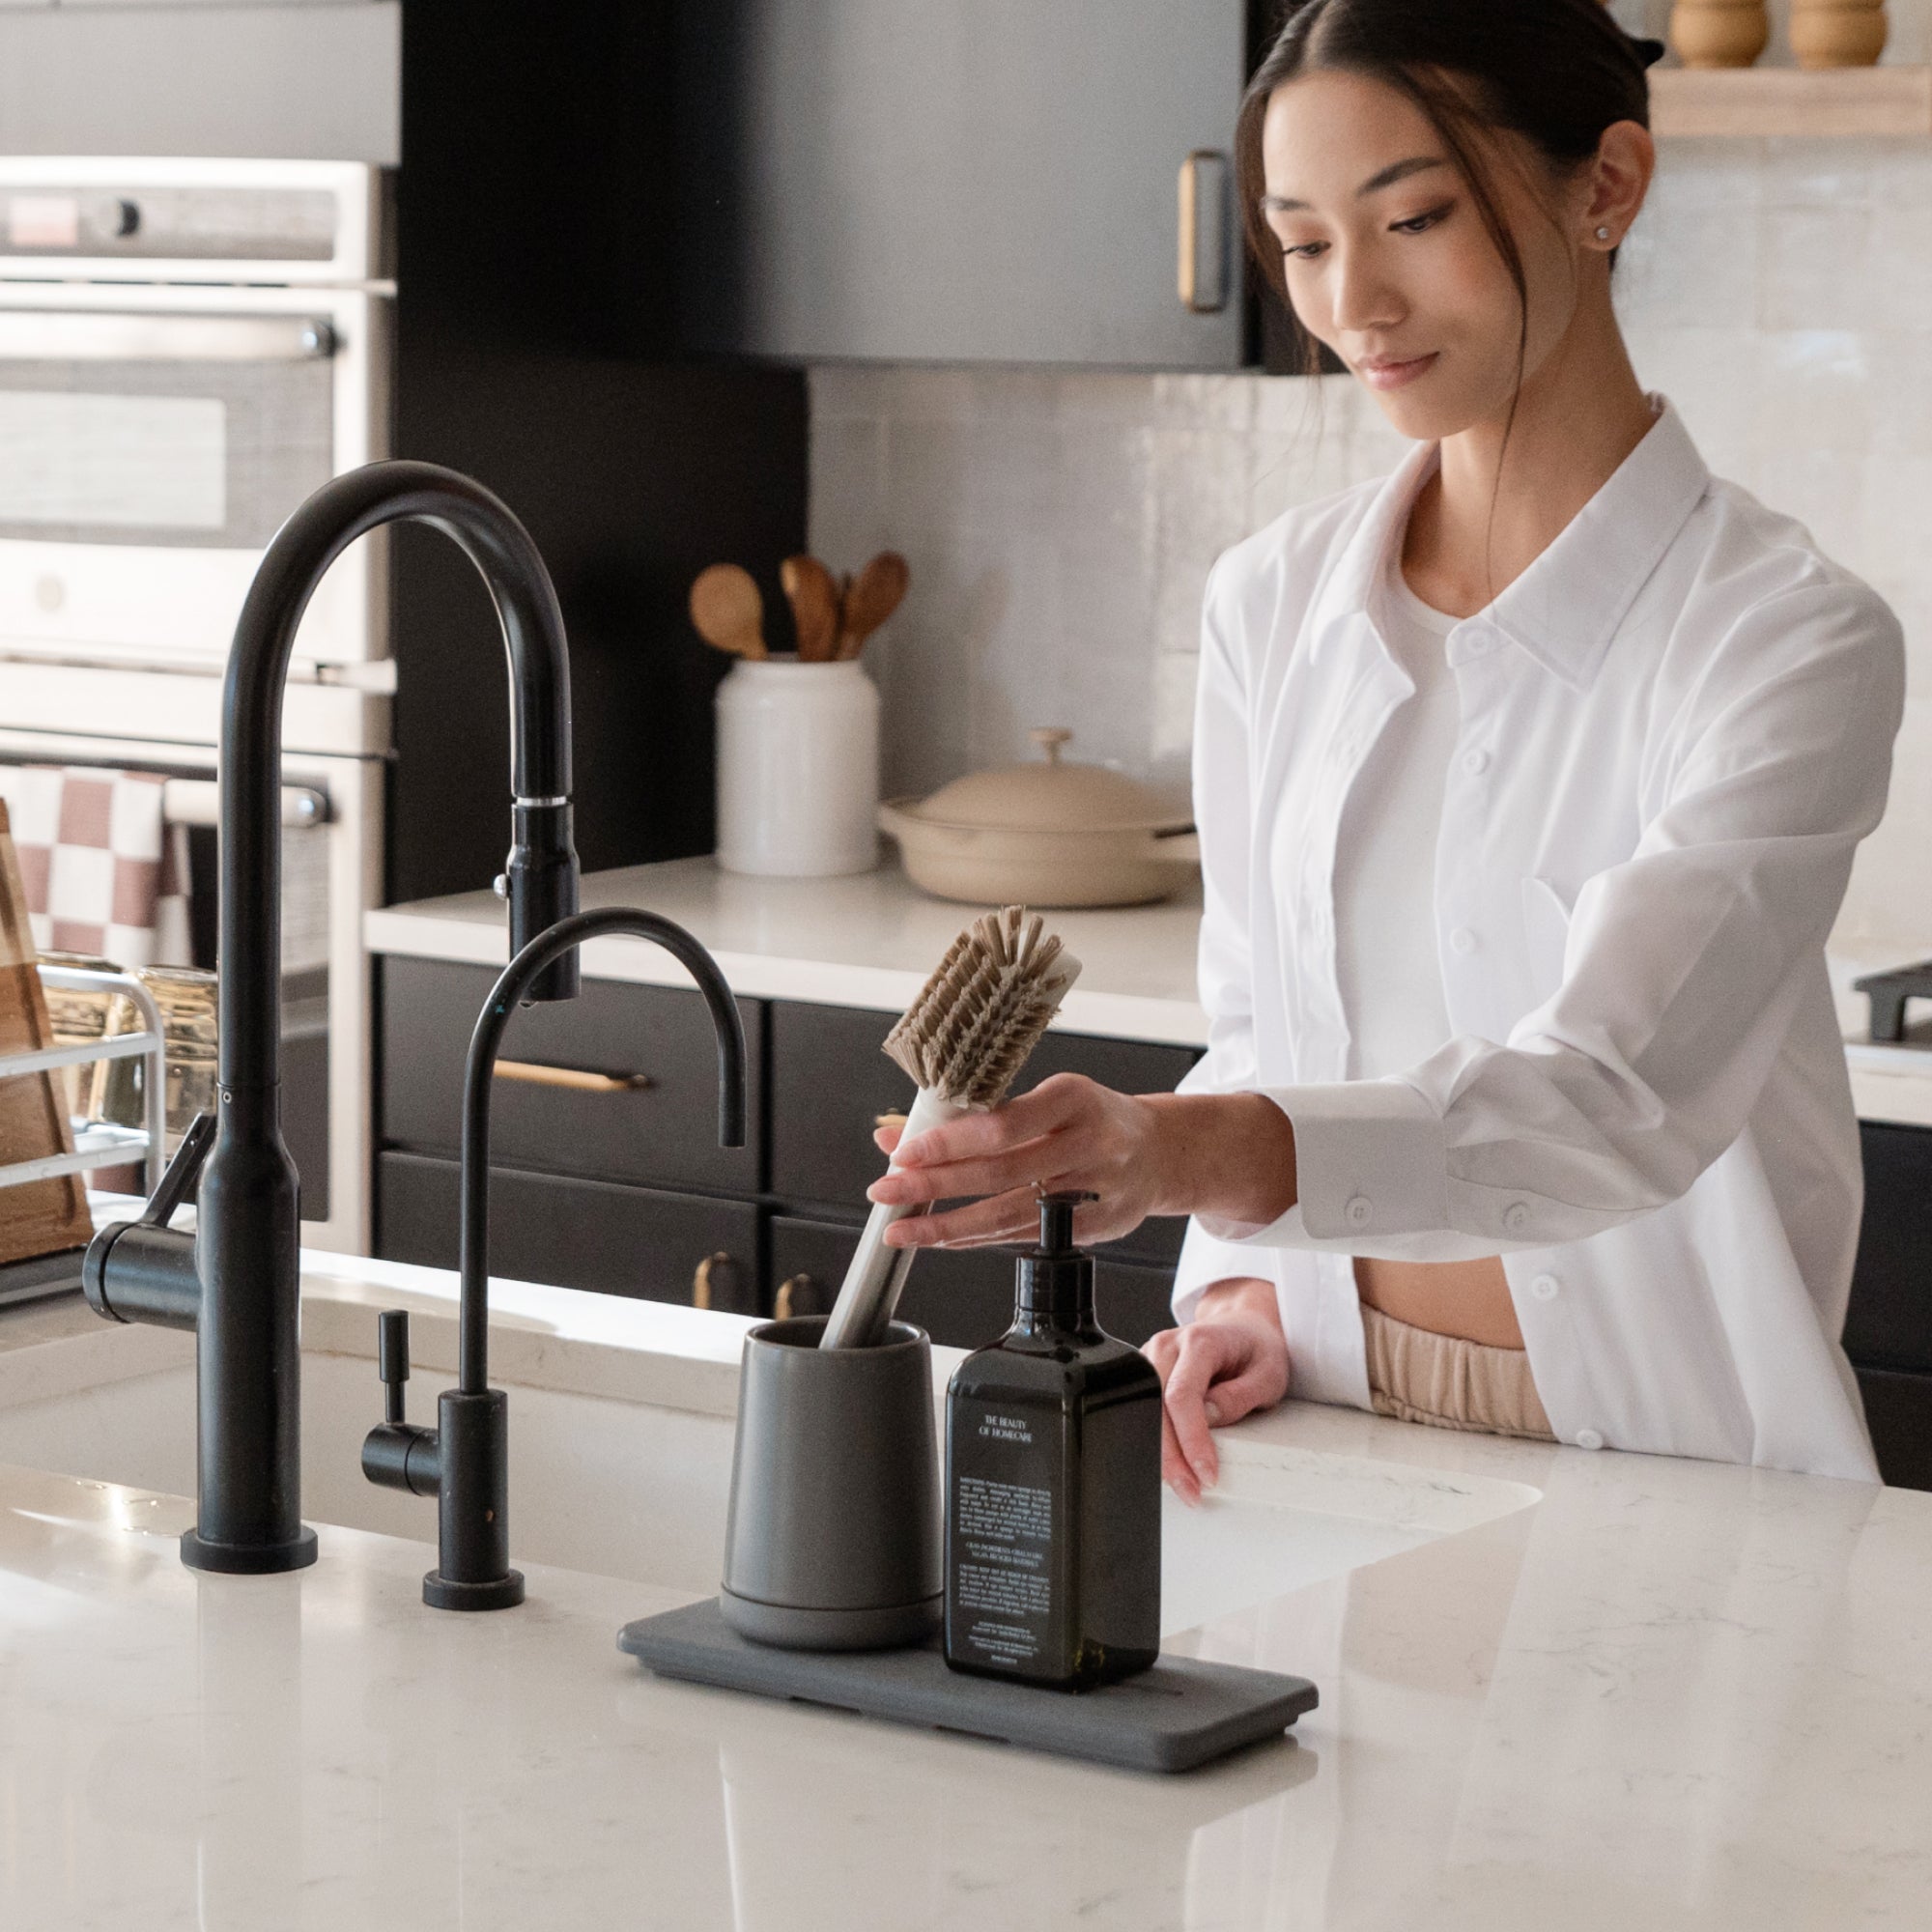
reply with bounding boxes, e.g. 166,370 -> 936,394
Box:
689,563 -> 767,660
835,551 -> 910,660
781,554 -> 841,663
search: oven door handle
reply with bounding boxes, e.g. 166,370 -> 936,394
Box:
0,312 -> 335,360
159,780 -> 329,829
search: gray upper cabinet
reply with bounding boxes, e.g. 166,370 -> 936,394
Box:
677,0 -> 1248,369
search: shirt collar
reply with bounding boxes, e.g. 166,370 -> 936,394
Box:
1308,394 -> 1712,688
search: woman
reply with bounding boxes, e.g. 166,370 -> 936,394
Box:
871,0 -> 1905,1494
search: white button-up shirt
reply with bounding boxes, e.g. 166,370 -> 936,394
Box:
1174,397 -> 1906,1481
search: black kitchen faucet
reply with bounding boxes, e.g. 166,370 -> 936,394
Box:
82,460 -> 583,1575
360,907 -> 747,1608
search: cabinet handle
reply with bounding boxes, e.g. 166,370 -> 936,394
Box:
1178,150 -> 1231,314
874,1111 -> 909,1132
693,1251 -> 728,1310
774,1272 -> 815,1321
493,1059 -> 652,1094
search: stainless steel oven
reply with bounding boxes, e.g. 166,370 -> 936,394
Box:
0,157 -> 391,1253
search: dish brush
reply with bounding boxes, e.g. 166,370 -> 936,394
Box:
818,906 -> 1082,1350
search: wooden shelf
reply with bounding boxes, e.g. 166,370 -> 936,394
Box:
1651,65 -> 1932,137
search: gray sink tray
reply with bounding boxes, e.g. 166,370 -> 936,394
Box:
618,1597 -> 1318,1775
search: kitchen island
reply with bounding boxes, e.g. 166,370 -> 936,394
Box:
0,1254 -> 1926,1929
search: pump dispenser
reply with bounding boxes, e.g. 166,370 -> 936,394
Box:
943,1192 -> 1162,1690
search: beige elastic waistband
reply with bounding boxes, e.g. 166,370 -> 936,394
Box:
1362,1301 -> 1556,1442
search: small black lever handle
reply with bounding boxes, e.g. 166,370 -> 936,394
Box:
141,1109 -> 215,1227
83,1109 -> 213,1329
363,1308 -> 440,1497
378,1309 -> 410,1424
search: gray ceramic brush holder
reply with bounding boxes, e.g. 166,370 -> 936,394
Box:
720,1315 -> 942,1651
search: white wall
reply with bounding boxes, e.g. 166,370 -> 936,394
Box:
810,43 -> 1932,965
0,4 -> 399,164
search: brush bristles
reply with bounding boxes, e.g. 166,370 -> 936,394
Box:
883,906 -> 1082,1109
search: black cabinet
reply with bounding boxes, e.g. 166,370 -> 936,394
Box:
1846,1123 -> 1932,1374
376,1151 -> 759,1313
674,0 -> 1250,368
375,957 -> 1190,1344
1847,1122 -> 1932,1491
767,998 -> 1197,1267
769,1213 -> 1177,1354
382,956 -> 765,1196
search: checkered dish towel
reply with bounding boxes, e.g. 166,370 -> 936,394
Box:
0,766 -> 191,966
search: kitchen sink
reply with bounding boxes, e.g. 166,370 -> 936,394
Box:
0,1267 -> 1540,1635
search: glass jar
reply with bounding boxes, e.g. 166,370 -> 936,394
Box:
97,964 -> 218,1147
38,950 -> 128,1124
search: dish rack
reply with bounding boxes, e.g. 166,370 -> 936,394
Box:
0,962 -> 167,1200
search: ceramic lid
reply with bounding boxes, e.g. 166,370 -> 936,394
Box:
906,729 -> 1187,833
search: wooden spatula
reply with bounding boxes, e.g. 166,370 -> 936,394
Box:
689,564 -> 767,660
836,551 -> 910,660
781,554 -> 841,663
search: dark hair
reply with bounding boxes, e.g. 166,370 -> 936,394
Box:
1238,0 -> 1661,380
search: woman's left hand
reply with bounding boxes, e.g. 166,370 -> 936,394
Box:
869,1072 -> 1166,1248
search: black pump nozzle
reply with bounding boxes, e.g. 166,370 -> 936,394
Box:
1019,1190 -> 1098,1324
1037,1190 -> 1095,1254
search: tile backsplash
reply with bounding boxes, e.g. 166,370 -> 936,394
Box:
810,44 -> 1932,963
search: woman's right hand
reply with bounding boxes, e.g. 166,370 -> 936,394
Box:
1143,1278 -> 1290,1505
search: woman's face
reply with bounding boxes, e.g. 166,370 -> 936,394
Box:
1260,68 -> 1589,440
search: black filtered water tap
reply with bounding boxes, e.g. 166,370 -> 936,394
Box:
361,907 -> 748,1609
82,461 -> 582,1576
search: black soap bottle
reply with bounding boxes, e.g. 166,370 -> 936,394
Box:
944,1192 -> 1162,1690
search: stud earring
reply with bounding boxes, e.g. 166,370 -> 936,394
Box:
1595,225 -> 1612,242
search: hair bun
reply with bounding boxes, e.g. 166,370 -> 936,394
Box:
1630,34 -> 1666,70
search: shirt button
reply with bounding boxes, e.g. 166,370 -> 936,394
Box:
1463,631 -> 1493,658
1576,1429 -> 1605,1451
1346,1195 -> 1372,1228
1462,749 -> 1491,777
1503,1202 -> 1530,1234
1530,1272 -> 1560,1301
1450,927 -> 1478,955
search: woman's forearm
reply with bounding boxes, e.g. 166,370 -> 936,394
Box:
870,1076 -> 1298,1250
1143,1092 -> 1298,1229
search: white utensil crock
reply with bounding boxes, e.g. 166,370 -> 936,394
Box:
715,658 -> 880,877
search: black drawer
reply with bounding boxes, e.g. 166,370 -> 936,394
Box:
1857,1367 -> 1932,1492
379,956 -> 765,1196
376,1151 -> 760,1313
767,999 -> 1197,1266
769,1213 -> 1176,1353
1846,1122 -> 1932,1374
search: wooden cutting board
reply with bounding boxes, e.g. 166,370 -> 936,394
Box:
0,801 -> 89,1264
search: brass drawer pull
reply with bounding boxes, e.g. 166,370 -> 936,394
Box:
774,1273 -> 809,1321
493,1059 -> 652,1094
688,1252 -> 730,1314
874,1110 -> 909,1132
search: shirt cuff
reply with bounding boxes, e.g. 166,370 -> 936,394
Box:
1196,1080 -> 1449,1246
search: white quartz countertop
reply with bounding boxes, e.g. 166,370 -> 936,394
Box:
366,858 -> 1932,1119
365,855 -> 1211,1046
1,1255 -> 1929,1929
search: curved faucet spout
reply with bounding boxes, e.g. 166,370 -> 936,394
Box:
359,906 -> 749,1611
87,458 -> 583,1578
227,460 -> 582,1094
458,907 -> 750,1396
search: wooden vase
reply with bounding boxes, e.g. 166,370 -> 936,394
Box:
1669,0 -> 1771,70
1790,0 -> 1889,70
